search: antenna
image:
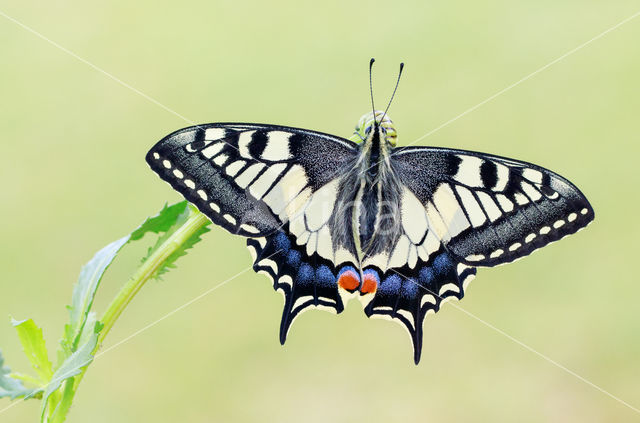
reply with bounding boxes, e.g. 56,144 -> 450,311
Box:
369,58 -> 376,125
380,62 -> 404,123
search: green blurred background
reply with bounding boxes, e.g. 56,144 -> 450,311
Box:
1,1 -> 639,421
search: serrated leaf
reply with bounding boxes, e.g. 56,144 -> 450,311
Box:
143,204 -> 210,280
11,318 -> 52,384
0,350 -> 36,400
42,322 -> 100,419
130,201 -> 189,241
62,201 -> 191,356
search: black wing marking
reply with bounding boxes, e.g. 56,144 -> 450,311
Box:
147,123 -> 358,237
391,146 -> 594,267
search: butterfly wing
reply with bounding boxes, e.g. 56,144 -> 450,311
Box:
362,146 -> 593,363
147,123 -> 360,340
391,146 -> 594,265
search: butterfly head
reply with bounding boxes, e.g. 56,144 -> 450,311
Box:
354,110 -> 398,146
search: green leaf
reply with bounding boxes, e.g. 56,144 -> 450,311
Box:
42,322 -> 101,419
61,201 -> 191,356
130,201 -> 189,241
141,204 -> 210,280
11,318 -> 53,384
42,201 -> 208,420
0,350 -> 36,400
63,236 -> 129,354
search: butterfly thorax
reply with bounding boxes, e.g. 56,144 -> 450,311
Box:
348,114 -> 404,266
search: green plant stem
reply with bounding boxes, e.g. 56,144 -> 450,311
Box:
44,207 -> 210,423
99,208 -> 209,345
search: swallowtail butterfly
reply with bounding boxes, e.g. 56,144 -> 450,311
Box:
146,61 -> 593,363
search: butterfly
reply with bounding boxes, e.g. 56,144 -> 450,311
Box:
146,61 -> 594,363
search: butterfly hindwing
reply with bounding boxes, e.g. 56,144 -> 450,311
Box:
363,251 -> 476,364
247,226 -> 345,343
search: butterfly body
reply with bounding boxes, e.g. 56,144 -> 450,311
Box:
147,111 -> 593,364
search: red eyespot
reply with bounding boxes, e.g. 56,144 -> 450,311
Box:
338,271 -> 360,291
360,273 -> 378,294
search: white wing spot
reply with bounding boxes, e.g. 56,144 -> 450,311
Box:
553,219 -> 565,229
525,233 -> 536,243
240,224 -> 260,234
454,155 -> 483,187
162,160 -> 171,169
476,191 -> 502,221
223,214 -> 236,225
263,165 -> 309,216
388,235 -> 411,269
580,208 -> 588,215
465,254 -> 485,262
490,249 -> 503,259
496,194 -> 514,212
540,226 -> 551,235
197,190 -> 208,200
235,163 -> 265,189
462,273 -> 476,291
258,258 -> 278,274
509,242 -> 521,252
201,142 -> 224,159
545,191 -> 560,200
213,153 -> 229,166
432,183 -> 470,238
421,295 -> 436,307
278,275 -> 293,287
522,168 -> 543,184
248,163 -> 287,200
521,181 -> 542,201
305,179 -> 339,231
153,152 -> 160,160
493,163 -> 510,191
209,202 -> 220,213
439,283 -> 460,295
262,131 -> 293,160
296,230 -> 311,246
407,246 -> 418,269
401,187 -> 430,243
306,232 -> 318,257
316,226 -> 333,261
205,127 -> 226,140
184,179 -> 196,189
226,160 -> 246,177
514,193 -> 529,205
425,202 -> 449,241
172,169 -> 184,179
568,213 -> 577,222
238,130 -> 256,158
455,186 -> 486,227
